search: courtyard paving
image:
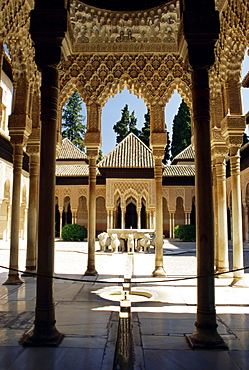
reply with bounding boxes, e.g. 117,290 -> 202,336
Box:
0,239 -> 249,369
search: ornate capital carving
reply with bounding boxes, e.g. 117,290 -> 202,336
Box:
8,114 -> 32,146
87,148 -> 99,159
150,132 -> 167,149
152,148 -> 165,160
221,115 -> 246,149
85,131 -> 101,148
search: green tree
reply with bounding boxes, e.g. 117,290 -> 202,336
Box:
113,104 -> 130,144
62,91 -> 86,151
242,132 -> 249,146
129,110 -> 140,137
113,104 -> 140,144
139,107 -> 150,147
171,100 -> 191,159
163,131 -> 171,164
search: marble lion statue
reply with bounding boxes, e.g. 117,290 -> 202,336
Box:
110,233 -> 120,253
97,232 -> 111,252
127,233 -> 134,253
137,233 -> 151,253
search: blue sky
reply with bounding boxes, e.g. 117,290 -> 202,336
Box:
81,49 -> 249,155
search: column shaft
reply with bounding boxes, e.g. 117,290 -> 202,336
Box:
216,161 -> 229,274
4,144 -> 24,284
152,161 -> 166,276
188,67 -> 225,348
230,154 -> 244,284
23,154 -> 39,275
244,205 -> 249,242
85,158 -> 97,275
22,66 -> 63,346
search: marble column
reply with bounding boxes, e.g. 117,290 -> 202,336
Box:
230,150 -> 244,285
215,159 -> 229,274
23,66 -> 64,346
181,1 -> 226,349
152,158 -> 166,276
244,204 -> 249,242
121,208 -> 125,229
137,207 -> 141,229
23,152 -> 40,275
85,153 -> 98,275
59,207 -> 63,238
4,144 -> 24,284
187,67 -> 226,349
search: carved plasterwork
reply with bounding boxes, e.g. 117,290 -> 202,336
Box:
59,52 -> 192,107
69,1 -> 180,52
1,0 -> 39,85
210,0 -> 249,103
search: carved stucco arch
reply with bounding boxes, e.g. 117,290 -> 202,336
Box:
59,52 -> 192,111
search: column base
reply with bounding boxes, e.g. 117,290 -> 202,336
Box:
22,267 -> 37,277
152,266 -> 166,277
3,274 -> 24,285
187,323 -> 228,350
20,321 -> 64,347
85,267 -> 98,276
230,276 -> 247,287
215,268 -> 232,278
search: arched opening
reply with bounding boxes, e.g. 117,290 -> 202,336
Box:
77,196 -> 88,227
96,196 -> 107,233
63,196 -> 72,227
190,196 -> 196,225
125,197 -> 137,229
175,196 -> 185,226
141,199 -> 146,229
55,197 -> 60,237
163,197 -> 170,238
116,199 -> 121,229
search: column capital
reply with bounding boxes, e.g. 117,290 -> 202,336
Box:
211,127 -> 228,161
180,6 -> 220,69
87,148 -> 99,160
8,114 -> 32,147
85,131 -> 101,149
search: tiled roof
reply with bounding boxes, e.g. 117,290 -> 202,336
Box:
56,164 -> 101,176
172,145 -> 195,162
163,165 -> 195,177
98,133 -> 154,168
57,138 -> 87,160
174,144 -> 195,160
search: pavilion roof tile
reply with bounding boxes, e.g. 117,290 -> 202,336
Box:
98,132 -> 154,168
57,138 -> 87,160
163,165 -> 195,177
56,164 -> 101,176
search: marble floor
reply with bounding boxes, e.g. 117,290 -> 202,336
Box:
0,239 -> 249,369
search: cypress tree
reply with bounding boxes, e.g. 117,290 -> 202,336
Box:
139,107 -> 150,147
62,91 -> 86,151
171,100 -> 191,159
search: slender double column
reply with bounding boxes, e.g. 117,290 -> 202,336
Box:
4,144 -> 24,284
152,158 -> 166,276
213,155 -> 229,275
85,155 -> 98,275
230,150 -> 244,285
23,153 -> 40,275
